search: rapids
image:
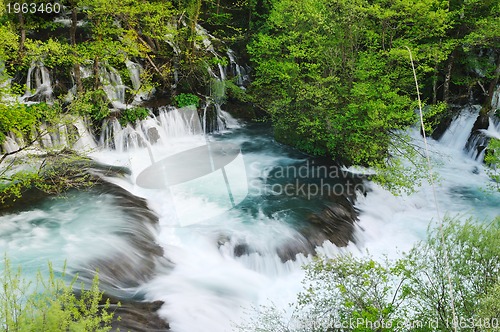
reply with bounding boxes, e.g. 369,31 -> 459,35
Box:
1,104 -> 499,332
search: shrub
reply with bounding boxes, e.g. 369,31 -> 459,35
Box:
238,217 -> 500,332
174,93 -> 200,108
0,257 -> 115,331
118,107 -> 149,126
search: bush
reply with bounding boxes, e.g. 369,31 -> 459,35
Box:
118,107 -> 150,126
174,93 -> 200,108
69,89 -> 110,122
0,257 -> 115,331
0,102 -> 61,144
238,217 -> 500,332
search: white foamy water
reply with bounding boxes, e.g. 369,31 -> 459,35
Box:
1,104 -> 498,332
0,192 -> 144,276
92,107 -> 497,331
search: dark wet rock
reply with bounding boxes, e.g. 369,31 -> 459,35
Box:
273,193 -> 359,262
466,112 -> 491,160
234,243 -> 252,256
0,186 -> 50,214
228,191 -> 361,263
75,181 -> 172,296
147,127 -> 161,144
275,235 -> 315,262
1,153 -> 171,330
304,194 -> 358,247
98,296 -> 170,332
431,115 -> 454,140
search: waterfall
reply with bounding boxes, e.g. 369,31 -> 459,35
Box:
439,106 -> 480,151
99,106 -> 203,151
227,49 -> 248,88
3,101 -> 499,332
100,66 -> 127,109
195,24 -> 218,55
22,61 -> 53,102
215,103 -> 239,130
73,117 -> 98,151
1,135 -> 20,154
125,60 -> 153,104
125,60 -> 142,91
492,85 -> 500,111
201,100 -> 240,134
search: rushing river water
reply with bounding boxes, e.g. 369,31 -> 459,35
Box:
1,106 -> 499,331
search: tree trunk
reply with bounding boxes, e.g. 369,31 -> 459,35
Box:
483,52 -> 500,114
18,13 -> 26,57
70,2 -> 83,94
189,0 -> 202,55
432,60 -> 438,105
443,50 -> 455,104
93,56 -> 100,89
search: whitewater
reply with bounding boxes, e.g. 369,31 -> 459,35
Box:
1,105 -> 499,332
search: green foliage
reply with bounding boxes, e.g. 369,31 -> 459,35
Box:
0,102 -> 61,144
1,256 -> 115,331
0,151 -> 97,204
485,138 -> 500,192
421,102 -> 449,136
23,39 -> 74,69
479,281 -> 500,331
225,80 -> 252,103
239,217 -> 500,331
0,170 -> 40,203
247,0 -> 451,192
118,107 -> 149,126
68,89 -> 110,122
174,93 -> 200,108
398,218 -> 500,330
297,255 -> 403,331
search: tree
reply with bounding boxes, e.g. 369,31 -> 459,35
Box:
411,0 -> 500,109
247,0 -> 454,193
479,281 -> 500,331
398,218 -> 500,330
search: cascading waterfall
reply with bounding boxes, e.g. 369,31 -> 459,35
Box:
1,135 -> 21,154
99,106 -> 204,152
0,114 -> 96,154
125,59 -> 153,104
467,116 -> 500,160
492,84 -> 500,111
227,49 -> 248,88
72,117 -> 98,151
3,54 -> 498,332
201,100 -> 240,134
100,65 -> 127,109
22,61 -> 53,102
125,60 -> 142,91
87,116 -> 352,331
439,105 -> 480,150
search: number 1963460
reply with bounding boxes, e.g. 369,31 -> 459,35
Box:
6,2 -> 61,14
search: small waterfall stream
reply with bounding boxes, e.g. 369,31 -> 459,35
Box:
22,61 -> 53,102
